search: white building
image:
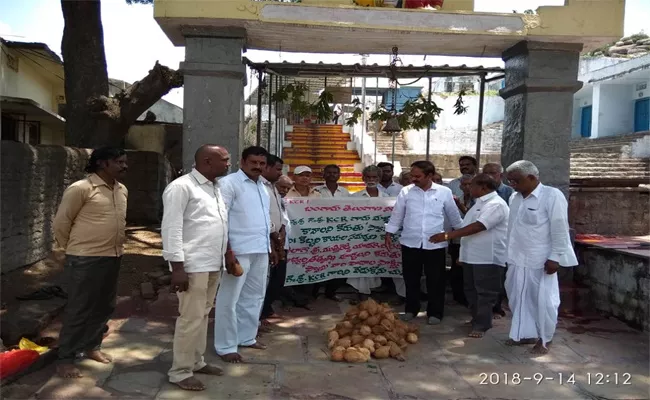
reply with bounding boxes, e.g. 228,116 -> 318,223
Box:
572,54 -> 650,139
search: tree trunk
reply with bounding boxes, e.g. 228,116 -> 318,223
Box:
61,0 -> 183,149
61,0 -> 115,148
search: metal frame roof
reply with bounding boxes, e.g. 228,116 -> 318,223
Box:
244,57 -> 504,78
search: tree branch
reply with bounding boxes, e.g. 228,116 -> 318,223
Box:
117,61 -> 184,125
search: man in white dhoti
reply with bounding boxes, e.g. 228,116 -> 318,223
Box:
213,146 -> 272,363
503,160 -> 577,354
348,166 -> 406,302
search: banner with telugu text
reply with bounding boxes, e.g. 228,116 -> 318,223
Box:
284,198 -> 402,286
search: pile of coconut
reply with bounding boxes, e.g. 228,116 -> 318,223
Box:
326,299 -> 419,363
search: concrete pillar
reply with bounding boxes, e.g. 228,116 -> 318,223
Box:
500,41 -> 583,197
181,28 -> 246,172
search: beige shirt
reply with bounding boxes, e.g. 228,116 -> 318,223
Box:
53,174 -> 128,257
286,186 -> 321,198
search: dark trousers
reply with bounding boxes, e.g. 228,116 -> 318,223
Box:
312,279 -> 344,298
261,259 -> 287,319
58,256 -> 121,362
463,263 -> 503,332
448,244 -> 468,306
402,246 -> 446,319
493,266 -> 507,314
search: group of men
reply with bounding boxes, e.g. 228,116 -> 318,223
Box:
51,143 -> 576,392
386,156 -> 577,356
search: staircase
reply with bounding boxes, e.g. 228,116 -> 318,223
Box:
570,132 -> 649,153
283,125 -> 365,193
570,153 -> 650,180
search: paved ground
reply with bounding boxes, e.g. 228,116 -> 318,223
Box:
9,292 -> 649,400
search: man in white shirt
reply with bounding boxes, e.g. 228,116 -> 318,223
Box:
503,160 -> 577,355
385,161 -> 463,324
482,162 -> 515,318
446,156 -> 477,198
260,155 -> 288,323
213,146 -> 272,363
315,164 -> 350,198
161,144 -> 230,391
377,162 -> 403,197
430,174 -> 509,339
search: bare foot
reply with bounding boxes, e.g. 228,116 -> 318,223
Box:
195,365 -> 223,376
86,350 -> 112,364
468,331 -> 485,338
258,324 -> 273,333
219,353 -> 243,363
493,313 -> 503,320
530,339 -> 551,354
240,341 -> 267,350
173,376 -> 206,391
57,364 -> 83,378
505,338 -> 537,346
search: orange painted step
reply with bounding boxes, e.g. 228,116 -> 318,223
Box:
283,158 -> 360,165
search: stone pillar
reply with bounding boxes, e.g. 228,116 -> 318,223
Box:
181,28 -> 247,172
500,41 -> 583,197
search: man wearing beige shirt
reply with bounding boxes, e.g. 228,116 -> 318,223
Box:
53,147 -> 128,379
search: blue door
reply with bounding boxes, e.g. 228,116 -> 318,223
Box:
634,97 -> 649,132
580,106 -> 592,138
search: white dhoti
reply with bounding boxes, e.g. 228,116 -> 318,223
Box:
505,263 -> 560,347
346,277 -> 405,297
213,253 -> 269,355
347,277 -> 381,295
393,277 -> 406,298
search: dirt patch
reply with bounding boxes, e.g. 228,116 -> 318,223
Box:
118,226 -> 166,296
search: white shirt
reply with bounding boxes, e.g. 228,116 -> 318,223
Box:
315,184 -> 350,198
263,177 -> 283,233
385,183 -> 463,250
459,191 -> 509,267
161,169 -> 228,273
507,183 -> 578,269
379,181 -> 403,197
219,169 -> 271,255
352,188 -> 387,198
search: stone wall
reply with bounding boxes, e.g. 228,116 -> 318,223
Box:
0,142 -> 172,273
574,245 -> 649,331
569,187 -> 650,236
126,122 -> 182,173
393,153 -> 501,179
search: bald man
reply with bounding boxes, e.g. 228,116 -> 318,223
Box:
162,145 -> 231,391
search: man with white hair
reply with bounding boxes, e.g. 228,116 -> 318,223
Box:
503,160 -> 577,354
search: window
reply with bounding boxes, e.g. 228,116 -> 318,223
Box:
0,113 -> 40,144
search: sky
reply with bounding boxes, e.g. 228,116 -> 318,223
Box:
1,0 -> 648,108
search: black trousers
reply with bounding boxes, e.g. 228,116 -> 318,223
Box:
58,256 -> 121,361
261,259 -> 287,319
402,246 -> 446,319
447,244 -> 468,306
493,266 -> 507,314
463,263 -> 503,332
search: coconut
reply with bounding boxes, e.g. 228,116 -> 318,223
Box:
406,333 -> 418,344
374,345 -> 390,359
359,325 -> 372,336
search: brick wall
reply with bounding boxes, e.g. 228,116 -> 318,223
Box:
0,142 -> 172,273
569,187 -> 650,236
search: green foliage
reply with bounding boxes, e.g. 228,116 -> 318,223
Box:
272,83 -> 312,118
312,90 -> 334,123
368,92 -> 449,132
345,98 -> 364,127
453,90 -> 469,115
